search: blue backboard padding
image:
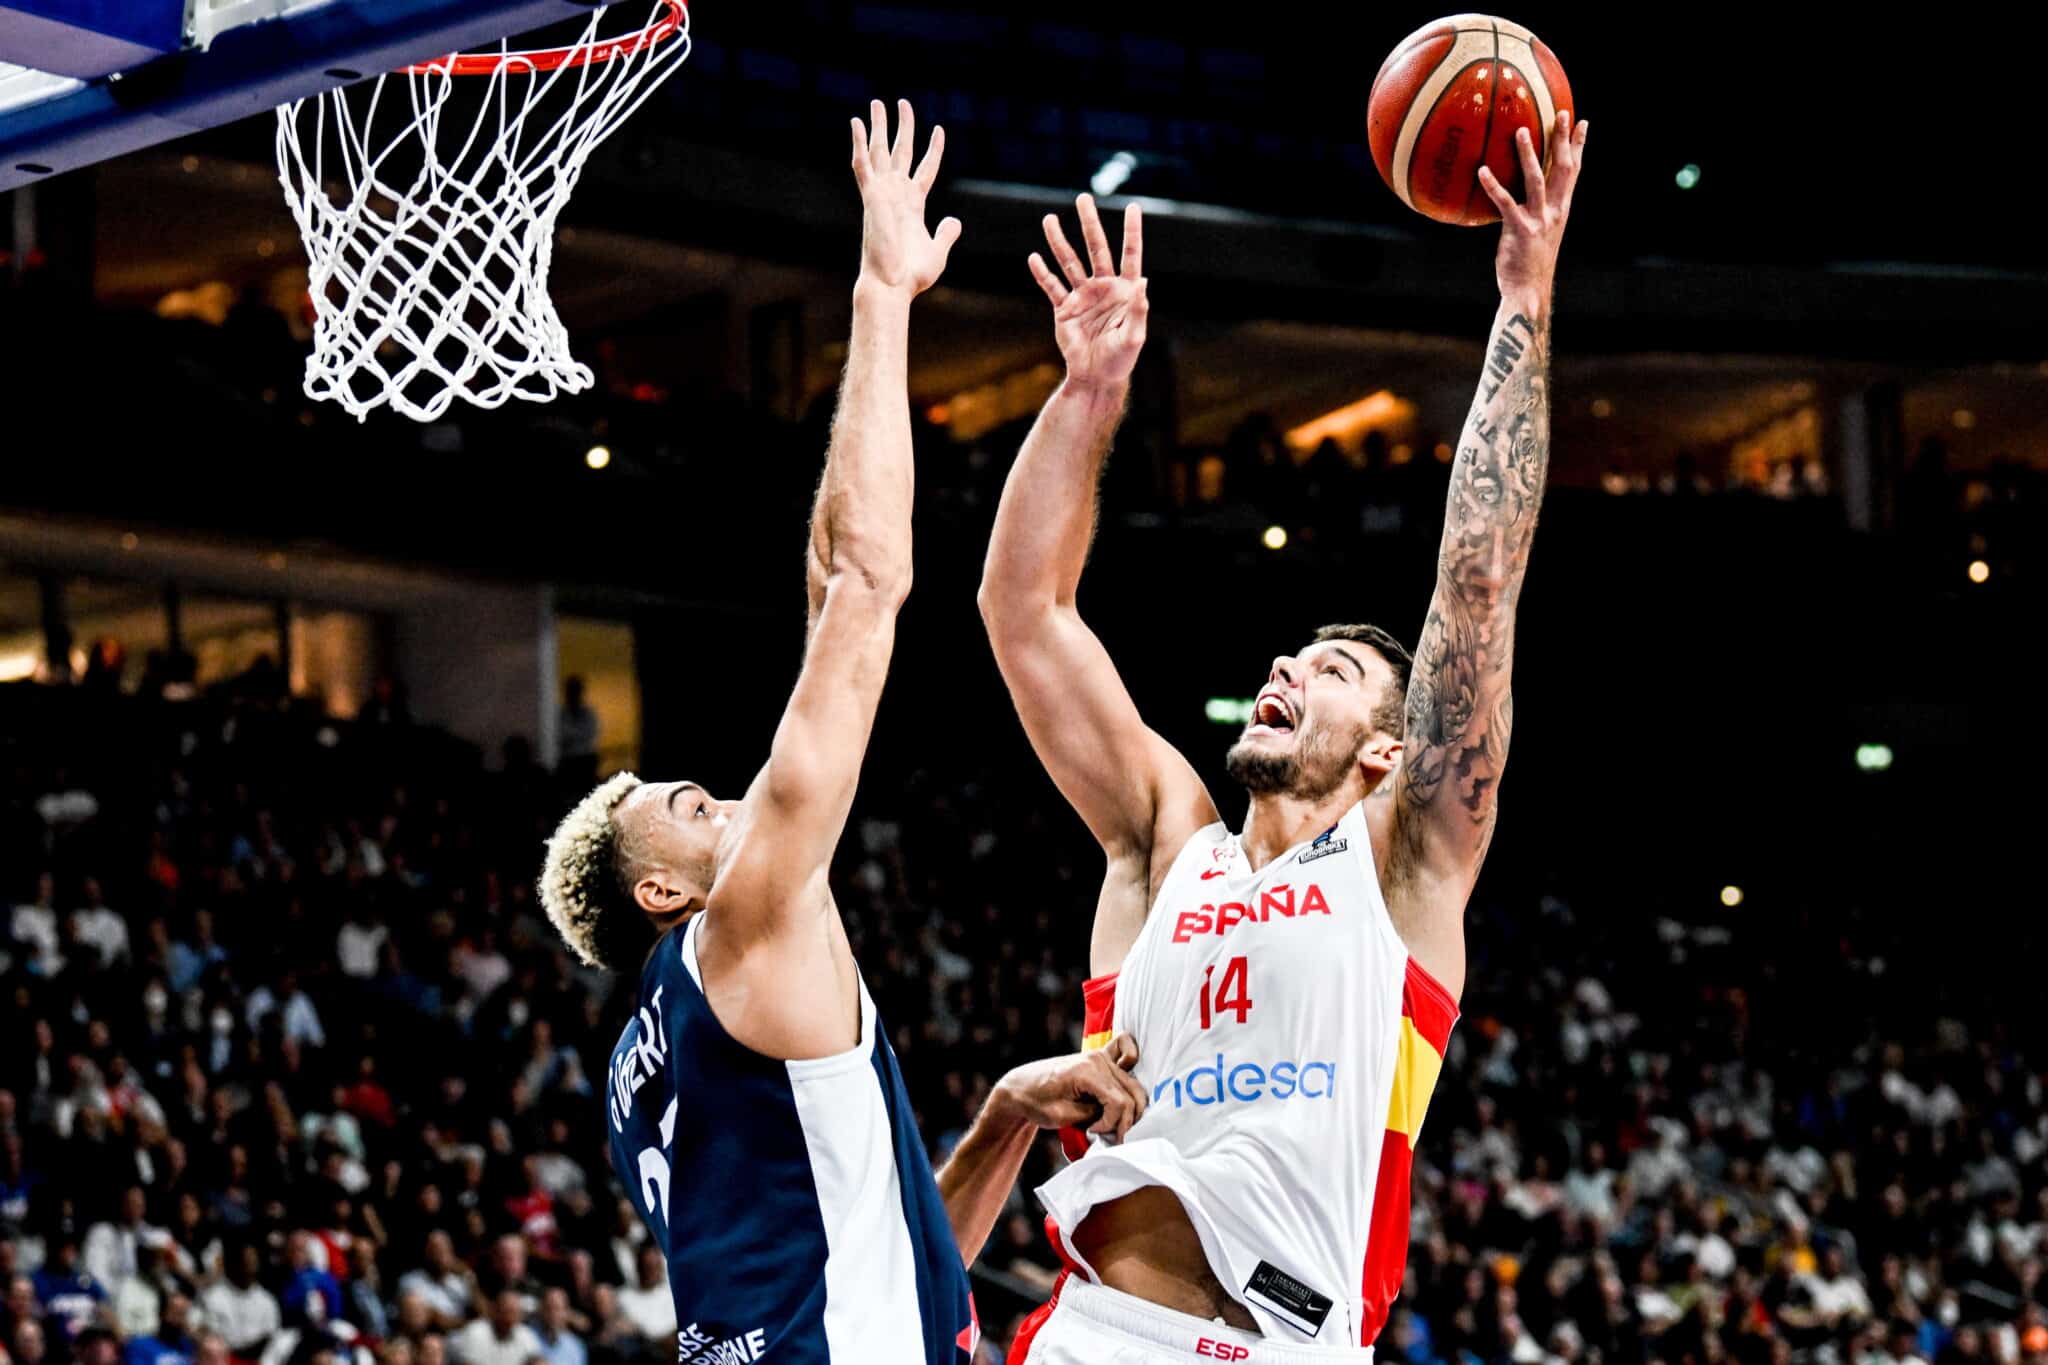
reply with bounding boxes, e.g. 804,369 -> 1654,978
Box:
0,2 -> 183,79
0,0 -> 599,191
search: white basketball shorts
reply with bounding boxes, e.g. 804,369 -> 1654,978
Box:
1014,1278 -> 1371,1364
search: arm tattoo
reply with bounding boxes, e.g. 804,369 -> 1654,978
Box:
1397,309 -> 1548,867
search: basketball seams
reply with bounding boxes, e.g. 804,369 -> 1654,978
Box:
1459,20 -> 1502,221
1373,20 -> 1460,96
1511,35 -> 1557,164
1388,29 -> 1492,214
1373,15 -> 1568,226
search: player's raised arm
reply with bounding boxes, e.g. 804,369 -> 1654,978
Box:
1388,112 -> 1588,991
978,196 -> 1217,972
712,100 -> 960,933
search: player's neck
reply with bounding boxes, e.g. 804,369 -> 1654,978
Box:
1238,786 -> 1360,872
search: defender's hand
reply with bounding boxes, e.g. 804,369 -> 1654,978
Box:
850,98 -> 960,297
1476,110 -> 1588,313
1029,194 -> 1148,391
993,1032 -> 1148,1142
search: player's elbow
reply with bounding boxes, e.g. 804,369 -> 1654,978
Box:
827,555 -> 912,613
976,580 -> 1059,650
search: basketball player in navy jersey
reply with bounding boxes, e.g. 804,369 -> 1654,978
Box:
979,114 -> 1588,1359
539,102 -> 1149,1364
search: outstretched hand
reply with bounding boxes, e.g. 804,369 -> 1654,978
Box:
1029,194 -> 1149,390
850,98 -> 960,297
1476,110 -> 1588,309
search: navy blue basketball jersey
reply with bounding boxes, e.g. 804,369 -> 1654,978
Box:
605,913 -> 977,1363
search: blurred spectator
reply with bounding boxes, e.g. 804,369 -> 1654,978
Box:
448,1293 -> 540,1365
69,877 -> 129,969
475,1239 -> 540,1318
10,874 -> 63,978
84,1189 -> 158,1298
33,1238 -> 106,1344
201,1245 -> 280,1356
278,1235 -> 342,1326
397,1234 -> 475,1331
609,1251 -> 672,1347
121,1291 -> 195,1365
531,1289 -> 584,1365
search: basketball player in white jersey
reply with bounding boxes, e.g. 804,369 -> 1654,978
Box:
979,111 -> 1589,1360
538,103 -> 1149,1363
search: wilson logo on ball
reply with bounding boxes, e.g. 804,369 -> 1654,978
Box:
1367,13 -> 1574,226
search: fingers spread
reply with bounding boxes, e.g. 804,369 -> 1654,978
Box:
891,98 -> 914,170
933,215 -> 962,265
1515,125 -> 1547,217
1475,164 -> 1524,224
912,124 -> 946,193
867,99 -> 888,163
1076,193 -> 1116,277
849,118 -> 869,180
1120,202 -> 1144,280
1043,214 -> 1088,288
1027,252 -> 1070,305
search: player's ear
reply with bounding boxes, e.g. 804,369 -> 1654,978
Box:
1359,734 -> 1402,785
632,868 -> 699,920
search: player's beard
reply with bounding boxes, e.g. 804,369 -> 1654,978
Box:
1225,715 -> 1366,801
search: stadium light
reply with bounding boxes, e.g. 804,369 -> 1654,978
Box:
1675,164 -> 1701,190
585,445 -> 612,471
1206,698 -> 1256,725
1090,151 -> 1138,198
1263,525 -> 1288,551
1855,743 -> 1894,773
1720,885 -> 1744,908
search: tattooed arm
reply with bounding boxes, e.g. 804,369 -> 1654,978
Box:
1387,112 -> 1589,996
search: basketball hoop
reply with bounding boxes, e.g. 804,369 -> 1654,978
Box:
275,2 -> 692,423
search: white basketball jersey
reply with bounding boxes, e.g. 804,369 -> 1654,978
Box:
1036,801 -> 1459,1348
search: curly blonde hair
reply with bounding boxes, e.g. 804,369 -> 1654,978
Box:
539,771 -> 645,968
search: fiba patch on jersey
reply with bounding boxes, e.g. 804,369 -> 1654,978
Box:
1243,1261 -> 1333,1338
1295,836 -> 1348,865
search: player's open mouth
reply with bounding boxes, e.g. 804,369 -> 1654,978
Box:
1249,692 -> 1295,737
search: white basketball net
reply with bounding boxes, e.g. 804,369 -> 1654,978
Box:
275,3 -> 692,423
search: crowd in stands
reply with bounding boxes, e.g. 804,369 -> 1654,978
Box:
1,621 -> 2045,1365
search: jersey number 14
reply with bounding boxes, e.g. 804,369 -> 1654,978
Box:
1198,957 -> 1252,1029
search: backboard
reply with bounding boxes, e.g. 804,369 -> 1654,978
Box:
0,0 -> 608,193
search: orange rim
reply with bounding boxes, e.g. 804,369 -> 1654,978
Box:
404,0 -> 686,77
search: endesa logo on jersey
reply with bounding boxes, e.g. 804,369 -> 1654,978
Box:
1152,1053 -> 1337,1108
1171,881 -> 1331,942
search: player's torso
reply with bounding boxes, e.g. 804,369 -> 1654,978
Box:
1047,800 -> 1459,1346
1122,803 -> 1406,1238
606,915 -> 975,1365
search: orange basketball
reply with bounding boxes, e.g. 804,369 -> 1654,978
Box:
1367,14 -> 1573,227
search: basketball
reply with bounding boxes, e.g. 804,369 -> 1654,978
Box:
1368,14 -> 1574,226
